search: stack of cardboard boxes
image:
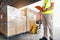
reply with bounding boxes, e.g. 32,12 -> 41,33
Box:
0,5 -> 37,37
7,5 -> 27,36
27,8 -> 36,31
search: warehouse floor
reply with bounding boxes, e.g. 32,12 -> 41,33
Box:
0,26 -> 60,40
0,33 -> 41,40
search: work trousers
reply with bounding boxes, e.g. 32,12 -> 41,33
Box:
42,14 -> 53,38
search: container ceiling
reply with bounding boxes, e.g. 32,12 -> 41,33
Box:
1,0 -> 41,8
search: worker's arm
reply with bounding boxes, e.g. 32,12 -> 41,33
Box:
48,2 -> 54,10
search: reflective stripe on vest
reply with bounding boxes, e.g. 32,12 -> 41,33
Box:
43,0 -> 53,14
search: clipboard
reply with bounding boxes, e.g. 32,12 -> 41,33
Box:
35,6 -> 46,12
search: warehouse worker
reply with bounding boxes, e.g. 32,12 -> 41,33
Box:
39,0 -> 54,40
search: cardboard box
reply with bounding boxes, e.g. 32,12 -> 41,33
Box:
0,11 -> 7,23
27,18 -> 36,31
8,19 -> 17,28
0,23 -> 7,35
21,8 -> 27,16
8,27 -> 16,36
16,26 -> 23,34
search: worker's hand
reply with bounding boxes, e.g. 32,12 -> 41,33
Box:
48,2 -> 54,10
42,7 -> 46,11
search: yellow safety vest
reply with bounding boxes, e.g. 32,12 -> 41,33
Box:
42,0 -> 53,14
